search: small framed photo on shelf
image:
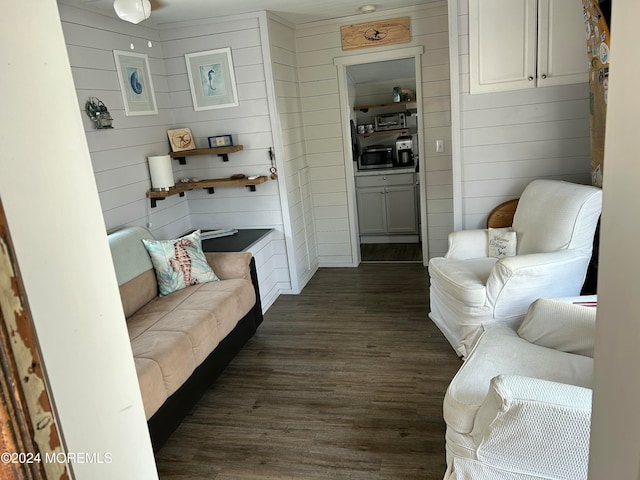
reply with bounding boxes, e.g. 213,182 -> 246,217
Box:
167,128 -> 196,152
208,134 -> 233,148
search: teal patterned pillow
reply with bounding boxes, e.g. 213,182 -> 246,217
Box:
142,230 -> 218,296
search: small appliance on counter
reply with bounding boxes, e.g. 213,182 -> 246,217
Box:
374,112 -> 406,132
394,135 -> 415,167
358,145 -> 394,170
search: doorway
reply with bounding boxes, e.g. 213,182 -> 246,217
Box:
335,47 -> 427,265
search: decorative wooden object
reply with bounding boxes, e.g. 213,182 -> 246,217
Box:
341,17 -> 410,51
487,199 -> 519,228
583,0 -> 610,187
0,199 -> 69,480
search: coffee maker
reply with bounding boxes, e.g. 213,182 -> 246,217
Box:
395,135 -> 414,167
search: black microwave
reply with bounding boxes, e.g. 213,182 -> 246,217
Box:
358,146 -> 394,170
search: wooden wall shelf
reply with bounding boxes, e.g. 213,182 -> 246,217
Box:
146,176 -> 268,208
354,100 -> 416,112
358,128 -> 409,138
170,145 -> 244,164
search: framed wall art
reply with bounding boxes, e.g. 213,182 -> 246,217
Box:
113,50 -> 158,116
185,48 -> 239,111
167,128 -> 196,152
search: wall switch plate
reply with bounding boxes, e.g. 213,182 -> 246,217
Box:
436,140 -> 444,153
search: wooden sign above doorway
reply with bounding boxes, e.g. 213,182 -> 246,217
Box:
341,17 -> 411,51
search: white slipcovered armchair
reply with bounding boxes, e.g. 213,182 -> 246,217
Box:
429,179 -> 602,357
443,297 -> 596,480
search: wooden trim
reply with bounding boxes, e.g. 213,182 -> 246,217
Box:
0,198 -> 69,480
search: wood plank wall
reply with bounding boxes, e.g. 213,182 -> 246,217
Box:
295,2 -> 454,261
456,0 -> 592,229
59,6 -> 293,308
267,15 -> 319,290
60,5 -> 191,239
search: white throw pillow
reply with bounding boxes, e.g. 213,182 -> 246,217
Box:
487,227 -> 517,258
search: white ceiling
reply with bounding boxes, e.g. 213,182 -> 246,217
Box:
61,0 -> 438,26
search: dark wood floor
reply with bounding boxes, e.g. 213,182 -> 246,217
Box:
361,243 -> 423,262
155,264 -> 461,479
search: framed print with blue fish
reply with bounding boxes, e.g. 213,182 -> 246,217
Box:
113,50 -> 158,116
185,48 -> 239,111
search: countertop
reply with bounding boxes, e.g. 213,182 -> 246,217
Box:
354,167 -> 417,177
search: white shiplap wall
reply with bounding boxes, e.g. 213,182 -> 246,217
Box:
456,0 -> 591,229
296,2 -> 454,262
60,5 -> 190,239
158,14 -> 292,304
267,15 -> 319,290
59,7 -> 295,310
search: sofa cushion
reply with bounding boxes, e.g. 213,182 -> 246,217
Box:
517,297 -> 597,357
443,327 -> 593,435
134,357 -> 167,420
428,257 -> 498,307
128,278 -> 255,419
119,269 -> 158,318
512,179 -> 602,255
142,230 -> 219,296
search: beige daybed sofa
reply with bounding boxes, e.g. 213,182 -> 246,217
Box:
108,226 -> 263,449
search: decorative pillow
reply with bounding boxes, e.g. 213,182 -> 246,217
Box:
487,227 -> 517,258
142,230 -> 218,296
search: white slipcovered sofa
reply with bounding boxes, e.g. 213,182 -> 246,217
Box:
429,179 -> 602,357
443,297 -> 596,480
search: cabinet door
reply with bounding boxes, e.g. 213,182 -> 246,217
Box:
356,187 -> 387,234
537,0 -> 589,87
385,186 -> 417,234
469,0 -> 538,94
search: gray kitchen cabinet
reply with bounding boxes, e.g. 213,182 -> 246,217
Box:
357,187 -> 388,234
356,173 -> 417,236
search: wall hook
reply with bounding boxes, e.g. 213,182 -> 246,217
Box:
268,147 -> 278,179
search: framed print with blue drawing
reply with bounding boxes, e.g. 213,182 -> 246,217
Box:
185,48 -> 239,111
113,50 -> 157,116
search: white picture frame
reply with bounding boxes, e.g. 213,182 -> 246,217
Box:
113,50 -> 158,116
185,48 -> 239,111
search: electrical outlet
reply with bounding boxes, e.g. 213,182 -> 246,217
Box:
436,140 -> 444,153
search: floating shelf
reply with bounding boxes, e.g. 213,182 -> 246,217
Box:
169,145 -> 244,164
358,128 -> 410,138
354,100 -> 416,112
146,176 -> 268,208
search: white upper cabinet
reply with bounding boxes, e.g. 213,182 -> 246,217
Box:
469,0 -> 588,94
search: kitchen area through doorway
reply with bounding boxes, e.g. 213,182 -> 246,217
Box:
347,58 -> 422,263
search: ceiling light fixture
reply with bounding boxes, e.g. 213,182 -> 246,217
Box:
113,0 -> 151,24
360,5 -> 377,14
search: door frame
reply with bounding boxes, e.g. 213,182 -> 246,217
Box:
334,46 -> 427,266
